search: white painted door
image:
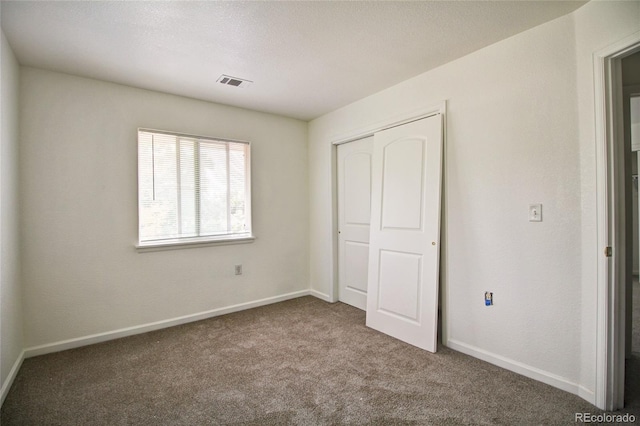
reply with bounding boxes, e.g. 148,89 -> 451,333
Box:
366,115 -> 443,352
337,136 -> 373,310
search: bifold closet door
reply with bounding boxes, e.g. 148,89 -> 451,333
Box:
366,115 -> 443,353
337,136 -> 373,310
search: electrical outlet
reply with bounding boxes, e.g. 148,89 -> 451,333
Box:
485,292 -> 493,306
234,265 -> 242,275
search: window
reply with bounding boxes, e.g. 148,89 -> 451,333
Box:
137,129 -> 253,249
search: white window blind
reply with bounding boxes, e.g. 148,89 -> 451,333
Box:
138,129 -> 252,247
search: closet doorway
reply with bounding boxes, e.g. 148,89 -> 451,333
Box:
335,112 -> 444,352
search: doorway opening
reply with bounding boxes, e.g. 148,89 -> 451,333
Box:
594,33 -> 640,411
622,51 -> 640,412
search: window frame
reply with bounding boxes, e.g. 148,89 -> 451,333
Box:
135,128 -> 254,252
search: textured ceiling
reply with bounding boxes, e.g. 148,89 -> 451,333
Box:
1,1 -> 586,121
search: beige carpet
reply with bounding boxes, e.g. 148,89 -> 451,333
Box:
2,296 -> 637,425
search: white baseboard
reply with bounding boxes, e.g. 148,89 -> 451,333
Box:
25,290 -> 311,358
1,349 -> 25,407
446,338 -> 583,397
578,385 -> 596,406
310,289 -> 333,302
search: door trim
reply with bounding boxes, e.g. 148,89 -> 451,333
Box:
332,103 -> 446,146
329,101 -> 447,304
593,30 -> 640,411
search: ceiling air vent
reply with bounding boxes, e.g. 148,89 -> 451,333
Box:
217,75 -> 252,88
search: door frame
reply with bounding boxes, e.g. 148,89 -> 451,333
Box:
329,101 -> 447,305
593,31 -> 640,411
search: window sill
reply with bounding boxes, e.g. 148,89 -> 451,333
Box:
136,235 -> 255,253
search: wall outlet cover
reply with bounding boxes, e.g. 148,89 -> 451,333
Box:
485,291 -> 493,306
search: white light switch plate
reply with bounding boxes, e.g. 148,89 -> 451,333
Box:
529,204 -> 542,222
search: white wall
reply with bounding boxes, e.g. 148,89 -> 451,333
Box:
309,1 -> 640,404
0,26 -> 24,400
20,68 -> 309,350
